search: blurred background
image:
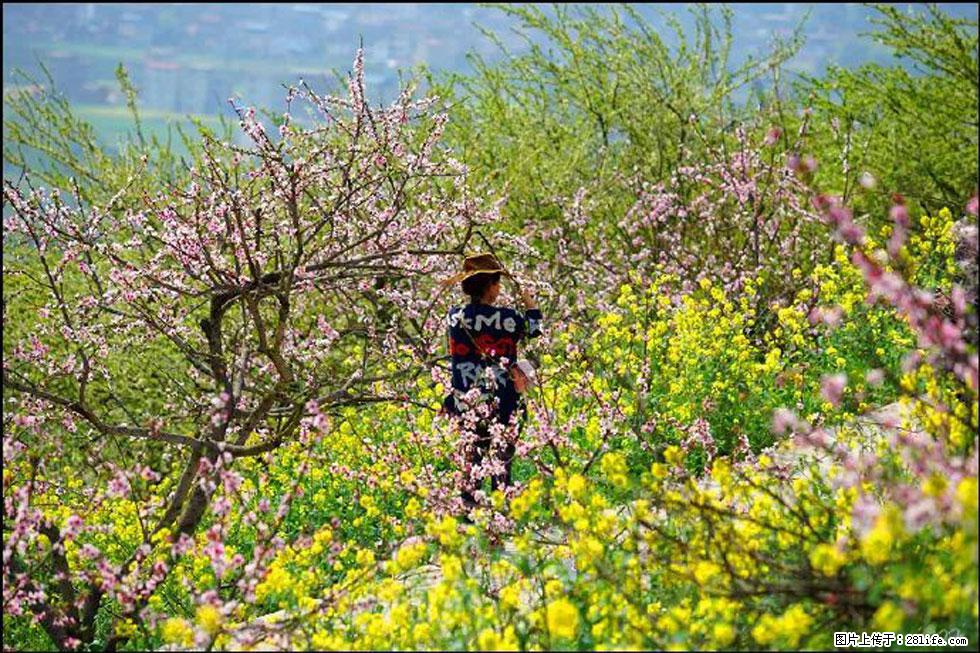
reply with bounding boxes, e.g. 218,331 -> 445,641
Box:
3,3 -> 978,150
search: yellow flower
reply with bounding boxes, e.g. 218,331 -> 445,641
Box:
427,515 -> 462,549
390,540 -> 427,574
861,506 -> 903,565
544,578 -> 564,598
441,554 -> 463,581
115,618 -> 138,638
161,617 -> 195,647
479,625 -> 519,650
376,578 -> 404,602
923,473 -> 947,498
752,604 -> 812,648
500,581 -> 525,610
151,527 -> 171,545
477,627 -> 501,651
872,601 -> 904,632
356,548 -> 376,568
956,478 -> 977,516
546,598 -> 580,639
567,473 -> 587,500
809,543 -> 847,576
693,560 -> 720,585
255,565 -> 292,602
713,622 -> 736,646
314,527 -> 333,545
412,622 -> 431,643
751,619 -> 773,646
196,604 -> 223,636
664,445 -> 685,467
405,497 -> 422,519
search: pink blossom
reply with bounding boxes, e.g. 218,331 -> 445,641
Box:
317,315 -> 340,342
63,514 -> 84,540
865,368 -> 885,386
107,472 -> 131,498
887,224 -> 906,257
820,373 -> 847,407
901,351 -> 922,373
808,306 -> 843,328
889,203 -> 910,228
903,497 -> 937,531
771,408 -> 799,435
851,495 -> 881,536
793,428 -> 832,450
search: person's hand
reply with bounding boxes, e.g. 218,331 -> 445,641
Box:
505,272 -> 536,309
520,285 -> 537,310
511,365 -> 529,393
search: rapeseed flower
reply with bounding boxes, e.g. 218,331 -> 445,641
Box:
546,598 -> 580,639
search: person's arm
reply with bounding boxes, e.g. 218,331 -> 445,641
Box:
515,284 -> 542,339
520,285 -> 537,311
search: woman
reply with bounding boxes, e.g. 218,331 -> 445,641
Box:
441,253 -> 542,511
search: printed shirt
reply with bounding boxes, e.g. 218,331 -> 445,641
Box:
443,302 -> 543,425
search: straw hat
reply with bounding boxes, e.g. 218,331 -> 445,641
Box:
440,252 -> 510,286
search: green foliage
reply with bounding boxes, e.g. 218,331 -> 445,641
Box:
798,3 -> 978,218
427,3 -> 802,234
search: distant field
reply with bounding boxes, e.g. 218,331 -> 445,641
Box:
36,40 -> 345,78
2,100 -> 225,168
76,103 -> 228,153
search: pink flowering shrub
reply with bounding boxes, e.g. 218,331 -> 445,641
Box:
506,118 -> 849,353
2,51 -> 503,650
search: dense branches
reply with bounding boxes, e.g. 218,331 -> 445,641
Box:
2,51 -> 499,650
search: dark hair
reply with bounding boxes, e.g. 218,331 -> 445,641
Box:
462,271 -> 501,303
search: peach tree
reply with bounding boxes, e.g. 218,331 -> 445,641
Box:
2,51 -> 497,650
